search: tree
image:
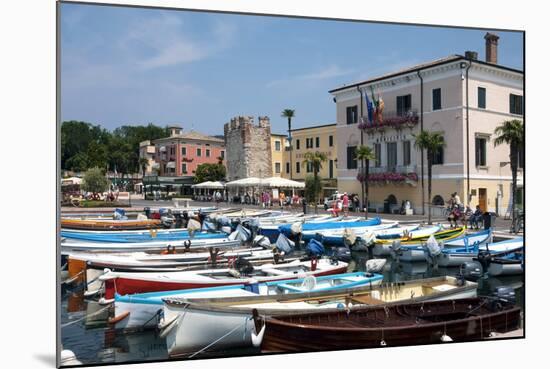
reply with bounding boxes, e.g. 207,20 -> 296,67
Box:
139,157 -> 149,176
281,109 -> 295,179
355,145 -> 376,218
414,131 -> 446,225
304,175 -> 322,205
494,119 -> 524,231
302,151 -> 328,213
194,163 -> 226,183
81,167 -> 110,196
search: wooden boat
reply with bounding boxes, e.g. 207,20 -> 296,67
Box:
373,226 -> 466,256
435,237 -> 523,267
99,258 -> 349,302
253,297 -> 521,353
111,272 -> 384,331
396,229 -> 493,262
61,237 -> 242,253
61,218 -> 161,231
159,276 -> 478,357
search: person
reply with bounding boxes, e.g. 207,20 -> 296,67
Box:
468,205 -> 483,229
447,205 -> 461,228
353,195 -> 360,213
342,192 -> 349,217
214,190 -> 222,205
279,192 -> 285,208
331,198 -> 341,217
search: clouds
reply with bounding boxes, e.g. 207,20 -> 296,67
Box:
266,65 -> 355,88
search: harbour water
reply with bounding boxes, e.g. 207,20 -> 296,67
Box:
60,251 -> 524,366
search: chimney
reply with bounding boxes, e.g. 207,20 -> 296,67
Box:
465,51 -> 478,60
484,32 -> 499,64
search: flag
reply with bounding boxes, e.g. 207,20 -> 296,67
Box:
378,94 -> 385,123
365,93 -> 374,125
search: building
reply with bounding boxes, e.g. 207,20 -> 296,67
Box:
330,33 -> 523,216
138,140 -> 156,175
224,116 -> 273,181
270,133 -> 288,177
144,125 -> 226,195
281,124 -> 338,198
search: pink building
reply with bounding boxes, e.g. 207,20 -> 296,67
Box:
152,125 -> 226,177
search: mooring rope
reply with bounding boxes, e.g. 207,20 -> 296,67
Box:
61,305 -> 111,328
188,317 -> 251,358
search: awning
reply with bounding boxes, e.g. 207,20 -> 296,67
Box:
166,161 -> 176,169
192,181 -> 226,189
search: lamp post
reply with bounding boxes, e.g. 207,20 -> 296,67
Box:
499,161 -> 510,217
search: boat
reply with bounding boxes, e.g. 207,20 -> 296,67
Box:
61,218 -> 161,231
373,226 -> 465,256
434,237 -> 523,267
278,217 -> 381,238
253,297 -> 521,353
110,272 -> 384,331
159,276 -> 478,357
317,223 -> 417,246
99,258 -> 349,301
61,237 -> 243,253
258,215 -> 348,242
60,227 -> 230,243
485,250 -> 524,276
396,229 -> 493,262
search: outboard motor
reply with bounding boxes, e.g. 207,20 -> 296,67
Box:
389,239 -> 402,260
458,261 -> 483,280
331,247 -> 351,263
113,208 -> 127,220
160,209 -> 175,228
228,224 -> 252,243
143,207 -> 151,219
234,257 -> 254,276
425,238 -> 443,267
253,235 -> 272,249
242,218 -> 260,240
476,248 -> 493,277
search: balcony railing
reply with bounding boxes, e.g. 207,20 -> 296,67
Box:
356,165 -> 418,184
358,109 -> 419,131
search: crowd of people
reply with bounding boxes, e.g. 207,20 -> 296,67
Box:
446,191 -> 485,229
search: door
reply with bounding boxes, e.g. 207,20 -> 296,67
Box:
478,188 -> 487,213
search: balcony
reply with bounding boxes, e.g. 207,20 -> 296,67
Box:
356,165 -> 418,185
358,109 -> 419,132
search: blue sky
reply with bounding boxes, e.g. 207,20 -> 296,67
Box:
61,3 -> 523,135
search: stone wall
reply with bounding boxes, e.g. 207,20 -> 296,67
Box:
224,116 -> 273,181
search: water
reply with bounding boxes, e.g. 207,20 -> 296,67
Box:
60,252 -> 524,366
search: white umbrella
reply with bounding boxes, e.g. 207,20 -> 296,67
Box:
225,177 -> 261,187
261,177 -> 305,188
192,181 -> 226,189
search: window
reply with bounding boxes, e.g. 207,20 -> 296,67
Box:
431,147 -> 444,165
306,162 -> 313,173
432,88 -> 441,111
296,139 -> 300,150
346,105 -> 358,124
510,94 -> 523,115
475,137 -> 487,167
181,146 -> 187,156
315,137 -> 320,148
275,162 -> 281,174
275,140 -> 281,151
182,163 -> 187,174
205,149 -> 210,157
518,146 -> 524,169
220,150 -> 225,159
329,160 -> 334,178
286,162 -> 290,174
478,87 -> 486,109
387,142 -> 397,170
374,143 -> 381,167
403,141 -> 411,166
196,148 -> 202,157
329,135 -> 334,147
296,162 -> 301,173
397,94 -> 412,116
347,146 -> 357,169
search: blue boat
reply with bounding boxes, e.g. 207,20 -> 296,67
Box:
111,271 -> 384,330
436,236 -> 523,267
60,228 -> 229,243
278,217 -> 381,238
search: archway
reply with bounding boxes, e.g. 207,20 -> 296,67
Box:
432,195 -> 445,206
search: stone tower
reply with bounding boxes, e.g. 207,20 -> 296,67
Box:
224,116 -> 273,181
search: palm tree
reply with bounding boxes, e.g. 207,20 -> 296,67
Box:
303,151 -> 328,214
413,131 -> 446,225
138,157 -> 149,177
355,145 -> 376,219
494,119 -> 524,231
281,109 -> 295,179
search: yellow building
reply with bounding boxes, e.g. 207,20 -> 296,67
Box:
270,133 -> 287,177
276,124 -> 338,198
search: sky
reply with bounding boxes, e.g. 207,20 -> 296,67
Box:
60,3 -> 524,135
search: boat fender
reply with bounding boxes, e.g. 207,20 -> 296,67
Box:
98,297 -> 114,305
251,323 -> 265,347
84,289 -> 100,297
98,269 -> 115,281
440,334 -> 453,342
184,240 -> 191,249
108,311 -> 130,325
380,340 -> 387,347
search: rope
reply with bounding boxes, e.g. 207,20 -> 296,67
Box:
187,317 -> 251,358
62,269 -> 85,285
61,305 -> 111,328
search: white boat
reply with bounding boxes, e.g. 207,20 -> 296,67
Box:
98,258 -> 349,302
110,272 -> 383,331
436,237 -> 523,267
159,276 -> 477,357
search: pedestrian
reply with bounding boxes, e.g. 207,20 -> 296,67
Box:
214,190 -> 221,205
468,205 -> 483,229
279,191 -> 285,208
342,192 -> 349,217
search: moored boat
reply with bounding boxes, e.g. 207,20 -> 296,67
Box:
61,218 -> 161,231
159,276 -> 478,357
253,297 -> 521,353
435,237 -> 523,267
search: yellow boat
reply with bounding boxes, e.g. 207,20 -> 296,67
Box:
376,226 -> 466,245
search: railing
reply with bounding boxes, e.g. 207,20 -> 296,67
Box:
356,165 -> 418,183
368,165 -> 417,174
359,109 -> 419,131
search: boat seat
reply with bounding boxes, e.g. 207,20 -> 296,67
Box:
350,294 -> 385,305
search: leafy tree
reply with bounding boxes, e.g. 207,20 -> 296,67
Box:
139,157 -> 150,176
414,131 -> 446,225
194,163 -> 226,183
302,151 -> 327,213
355,145 -> 376,218
81,167 -> 110,195
494,119 -> 524,230
304,175 -> 322,204
65,152 -> 89,172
